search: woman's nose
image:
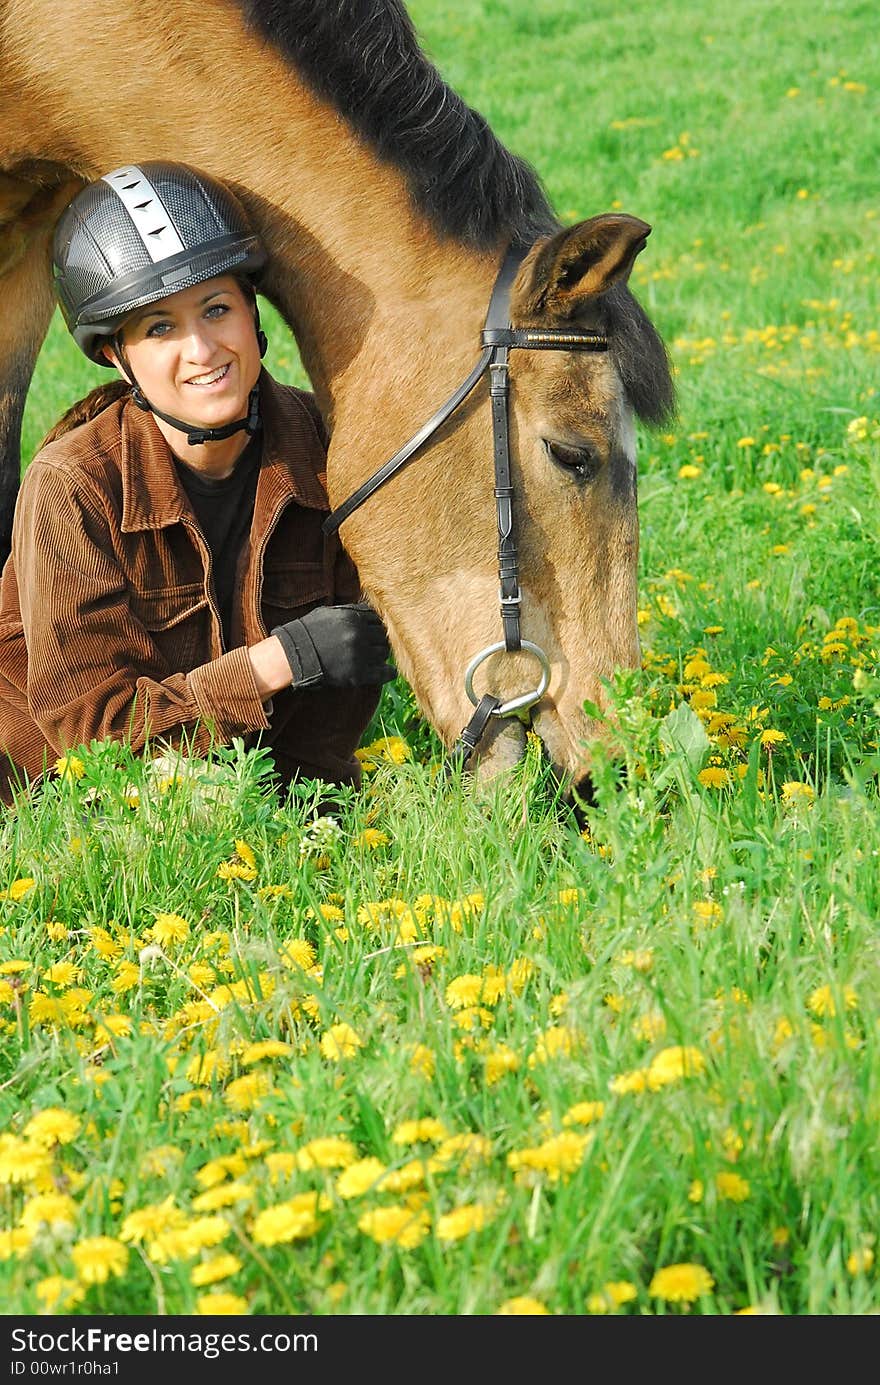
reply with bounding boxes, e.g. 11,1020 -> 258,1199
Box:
185,330 -> 215,362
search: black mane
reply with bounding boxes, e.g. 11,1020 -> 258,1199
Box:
239,0 -> 559,248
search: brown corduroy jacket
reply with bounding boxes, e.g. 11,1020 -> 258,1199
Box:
0,370 -> 380,803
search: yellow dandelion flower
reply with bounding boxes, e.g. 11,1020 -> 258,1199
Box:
736,437 -> 755,448
151,913 -> 189,946
0,1227 -> 34,1260
716,1171 -> 751,1202
19,1193 -> 78,1232
647,1045 -> 706,1089
354,828 -> 390,848
0,877 -> 36,902
23,1108 -> 81,1148
808,983 -> 857,1018
278,937 -> 317,971
427,1133 -> 492,1174
444,975 -> 484,1010
408,1044 -> 436,1079
34,1277 -> 86,1310
760,728 -> 786,746
529,1025 -> 577,1066
224,1072 -> 274,1112
70,1236 -> 128,1285
336,1157 -> 387,1199
436,1203 -> 492,1242
608,1067 -> 649,1095
358,1204 -> 430,1249
496,1296 -> 551,1315
484,1045 -> 520,1085
251,1193 -> 329,1246
698,766 -> 730,788
689,1180 -> 704,1203
649,1262 -> 714,1303
391,1117 -> 448,1146
217,861 -> 258,882
319,1023 -> 363,1061
562,1101 -> 605,1128
54,755 -> 85,780
239,1040 -> 292,1065
295,1137 -> 358,1171
191,1182 -> 254,1213
507,1131 -> 590,1184
0,1139 -> 52,1185
195,1292 -> 248,1315
190,1253 -> 242,1286
693,899 -> 723,927
847,1247 -> 875,1276
120,1200 -> 186,1244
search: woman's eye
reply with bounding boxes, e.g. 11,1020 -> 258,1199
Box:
205,303 -> 228,319
145,321 -> 172,338
544,439 -> 601,480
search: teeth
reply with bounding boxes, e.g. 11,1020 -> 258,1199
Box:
189,364 -> 228,385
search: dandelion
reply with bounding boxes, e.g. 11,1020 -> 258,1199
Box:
54,755 -> 84,780
279,938 -> 317,971
678,464 -> 702,479
647,1045 -> 706,1090
697,764 -> 730,789
649,1262 -> 715,1303
496,1296 -> 550,1315
445,974 -> 484,1010
436,1204 -> 492,1242
295,1137 -> 358,1171
70,1236 -> 128,1285
357,1204 -> 430,1249
34,1277 -> 86,1310
808,984 -> 857,1018
0,1139 -> 52,1185
847,1247 -> 874,1275
354,828 -> 389,849
336,1158 -> 387,1199
782,781 -> 815,805
191,1254 -> 242,1286
760,728 -> 786,746
392,1118 -> 448,1146
408,1044 -> 436,1079
195,1293 -> 248,1315
251,1193 -> 329,1246
716,1171 -> 751,1202
562,1101 -> 605,1127
320,1023 -> 363,1061
587,1281 -> 638,1312
484,1045 -> 520,1085
0,878 -> 37,912
23,1108 -> 81,1148
688,1180 -> 704,1203
151,913 -> 189,947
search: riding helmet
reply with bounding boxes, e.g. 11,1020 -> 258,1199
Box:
52,161 -> 267,363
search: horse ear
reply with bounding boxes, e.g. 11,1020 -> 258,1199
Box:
513,214 -> 652,319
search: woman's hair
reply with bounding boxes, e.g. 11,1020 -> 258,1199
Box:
39,380 -> 132,448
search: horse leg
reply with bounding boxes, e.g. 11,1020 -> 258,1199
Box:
0,175 -> 78,565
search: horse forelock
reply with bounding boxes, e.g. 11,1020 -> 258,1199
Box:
237,0 -> 558,248
602,282 -> 676,427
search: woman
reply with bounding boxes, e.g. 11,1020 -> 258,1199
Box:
0,161 -> 393,805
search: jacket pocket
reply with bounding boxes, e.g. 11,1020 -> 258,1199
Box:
262,561 -> 330,625
131,584 -> 209,633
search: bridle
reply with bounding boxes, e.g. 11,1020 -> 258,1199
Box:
322,243 -> 610,768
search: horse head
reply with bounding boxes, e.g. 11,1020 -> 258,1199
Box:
333,214 -> 675,792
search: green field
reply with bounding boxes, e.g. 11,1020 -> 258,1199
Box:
3,0 -> 879,1316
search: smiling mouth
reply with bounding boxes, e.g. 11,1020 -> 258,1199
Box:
186,363 -> 230,387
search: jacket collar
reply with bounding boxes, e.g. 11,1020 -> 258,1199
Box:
120,370 -> 329,533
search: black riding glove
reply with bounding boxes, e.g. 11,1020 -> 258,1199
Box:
272,602 -> 395,689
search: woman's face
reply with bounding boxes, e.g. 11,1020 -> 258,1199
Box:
110,275 -> 262,428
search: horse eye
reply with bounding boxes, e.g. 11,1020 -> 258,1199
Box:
544,439 -> 600,481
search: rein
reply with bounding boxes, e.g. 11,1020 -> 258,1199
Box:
322,243 -> 609,768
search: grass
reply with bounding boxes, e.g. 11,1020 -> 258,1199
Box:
2,0 -> 878,1317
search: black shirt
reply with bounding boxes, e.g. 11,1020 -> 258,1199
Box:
175,431 -> 261,648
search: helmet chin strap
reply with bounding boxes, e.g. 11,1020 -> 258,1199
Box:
110,318 -> 267,448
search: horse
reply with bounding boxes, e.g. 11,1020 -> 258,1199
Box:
0,0 -> 674,789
